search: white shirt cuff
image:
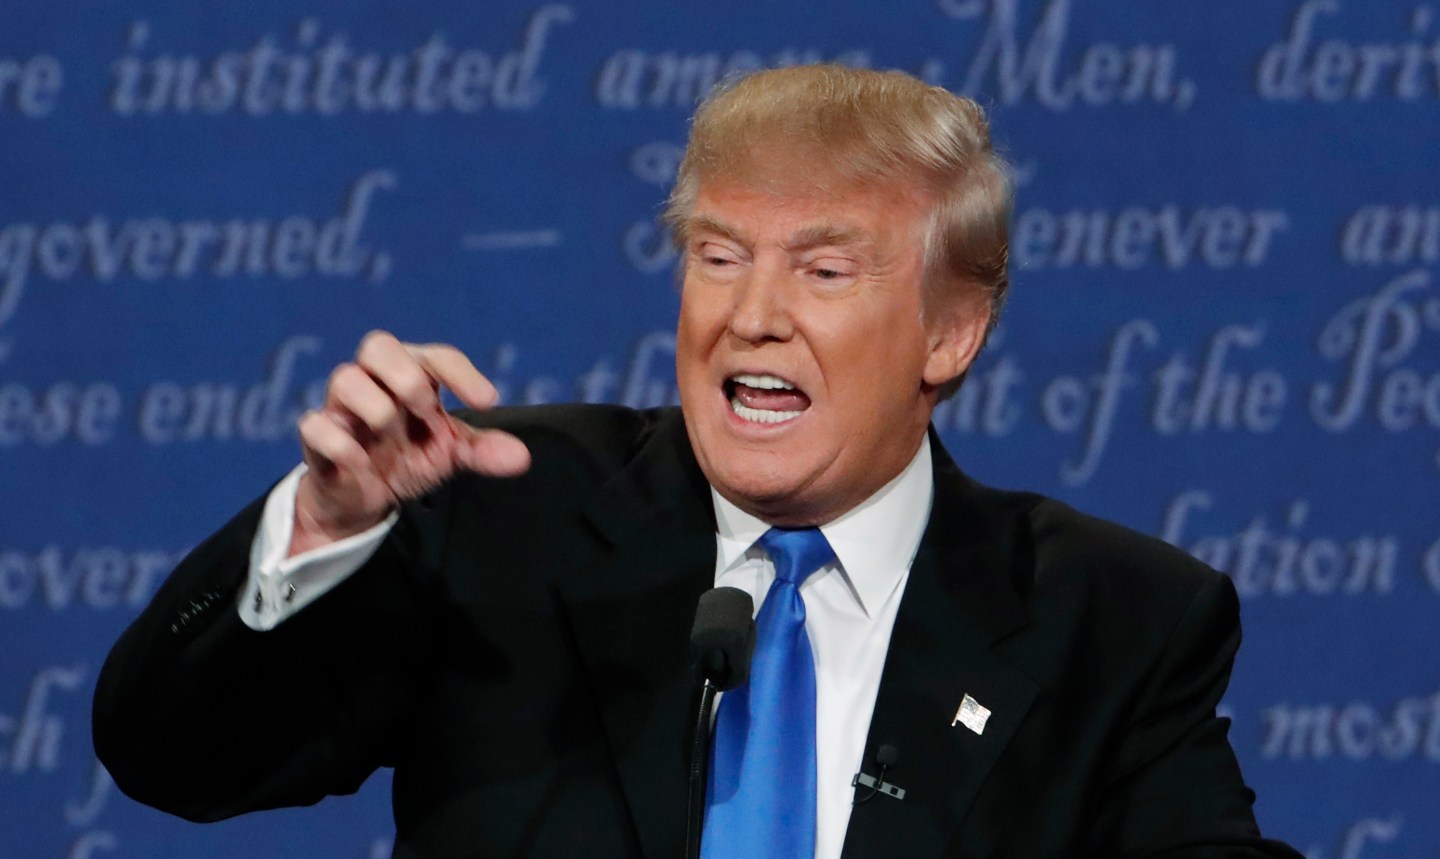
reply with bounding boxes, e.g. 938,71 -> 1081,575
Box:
239,463 -> 399,631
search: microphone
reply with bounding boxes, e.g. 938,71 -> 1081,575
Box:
686,587 -> 756,859
689,586 -> 756,690
852,743 -> 906,803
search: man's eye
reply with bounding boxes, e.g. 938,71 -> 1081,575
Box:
812,265 -> 856,282
704,256 -> 734,266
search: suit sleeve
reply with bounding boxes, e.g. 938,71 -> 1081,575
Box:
1086,573 -> 1303,859
92,486 -> 448,822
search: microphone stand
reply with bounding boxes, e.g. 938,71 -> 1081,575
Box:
685,670 -> 720,859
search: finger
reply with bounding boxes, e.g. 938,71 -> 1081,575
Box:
298,409 -> 373,476
326,363 -> 402,439
356,330 -> 442,417
410,343 -> 499,412
453,426 -> 531,478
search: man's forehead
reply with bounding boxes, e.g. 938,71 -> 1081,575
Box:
685,175 -> 931,247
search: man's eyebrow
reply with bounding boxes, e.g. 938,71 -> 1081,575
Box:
684,215 -> 746,245
782,224 -> 867,252
684,217 -> 868,249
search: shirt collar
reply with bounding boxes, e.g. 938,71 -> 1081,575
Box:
711,436 -> 934,617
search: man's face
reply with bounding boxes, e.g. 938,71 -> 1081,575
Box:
675,176 -> 984,525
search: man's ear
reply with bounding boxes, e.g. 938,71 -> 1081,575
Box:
922,298 -> 990,388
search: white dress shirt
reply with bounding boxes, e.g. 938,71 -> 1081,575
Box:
242,464 -> 398,631
240,438 -> 935,859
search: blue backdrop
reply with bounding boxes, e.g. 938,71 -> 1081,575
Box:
1,1 -> 1437,856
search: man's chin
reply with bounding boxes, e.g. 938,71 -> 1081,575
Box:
705,461 -> 832,525
688,407 -> 832,516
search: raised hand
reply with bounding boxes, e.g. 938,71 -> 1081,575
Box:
289,330 -> 531,556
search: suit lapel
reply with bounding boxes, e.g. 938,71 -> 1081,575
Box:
842,434 -> 1040,859
555,410 -> 717,858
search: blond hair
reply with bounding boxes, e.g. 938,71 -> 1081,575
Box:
663,64 -> 1013,336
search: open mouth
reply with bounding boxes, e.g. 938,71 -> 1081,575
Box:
724,373 -> 812,424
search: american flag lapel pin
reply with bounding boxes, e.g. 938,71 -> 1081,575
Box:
952,693 -> 991,735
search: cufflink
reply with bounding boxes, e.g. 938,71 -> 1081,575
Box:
952,694 -> 991,735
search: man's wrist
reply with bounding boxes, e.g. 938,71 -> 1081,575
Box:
289,477 -> 392,558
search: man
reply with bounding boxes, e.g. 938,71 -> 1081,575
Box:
94,65 -> 1299,858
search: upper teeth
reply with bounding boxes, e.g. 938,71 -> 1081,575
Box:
732,373 -> 794,390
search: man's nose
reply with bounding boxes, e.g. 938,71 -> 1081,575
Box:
727,265 -> 793,344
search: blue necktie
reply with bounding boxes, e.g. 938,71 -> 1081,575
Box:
703,527 -> 835,858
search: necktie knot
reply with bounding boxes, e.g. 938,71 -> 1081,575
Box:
758,527 -> 835,588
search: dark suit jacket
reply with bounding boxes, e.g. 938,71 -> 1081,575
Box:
94,404 -> 1298,858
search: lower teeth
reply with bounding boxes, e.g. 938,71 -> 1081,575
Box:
731,398 -> 801,424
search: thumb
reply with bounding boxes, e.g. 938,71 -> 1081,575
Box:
452,425 -> 532,478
